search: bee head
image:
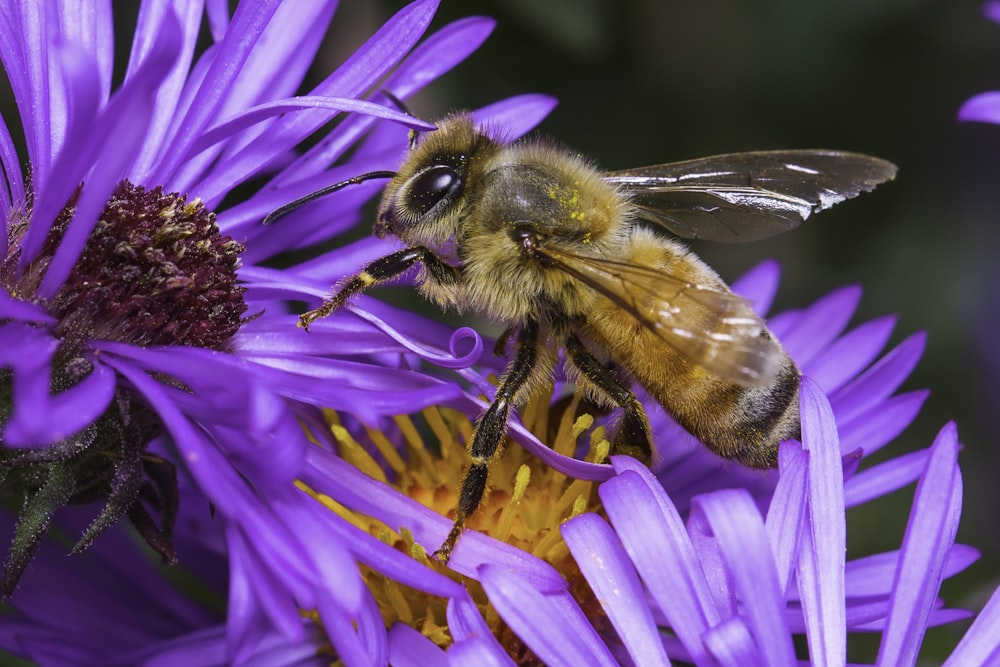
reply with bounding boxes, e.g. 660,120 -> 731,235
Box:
376,114 -> 498,247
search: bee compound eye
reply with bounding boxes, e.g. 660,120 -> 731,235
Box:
407,165 -> 460,215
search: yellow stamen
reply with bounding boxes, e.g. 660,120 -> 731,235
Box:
298,385 -> 613,662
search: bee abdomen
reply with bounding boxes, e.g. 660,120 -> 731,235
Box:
712,361 -> 800,469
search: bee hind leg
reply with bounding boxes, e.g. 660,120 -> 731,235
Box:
435,320 -> 541,564
565,334 -> 652,465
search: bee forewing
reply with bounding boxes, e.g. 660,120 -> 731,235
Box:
605,150 -> 897,243
540,247 -> 784,386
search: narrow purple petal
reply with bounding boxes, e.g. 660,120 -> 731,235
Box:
4,357 -> 115,446
770,285 -> 861,366
446,595 -> 511,661
311,506 -> 464,600
0,4 -> 53,179
279,14 -> 497,184
33,14 -> 183,297
838,390 -> 929,457
562,513 -> 672,667
479,564 -> 617,667
214,0 -> 440,194
943,581 -> 1000,666
958,91 -> 1000,124
57,0 -> 114,104
387,622 -> 446,667
127,0 -> 204,181
603,458 -> 720,665
301,447 -> 568,592
730,259 -> 781,316
319,590 -> 388,667
703,618 -> 758,667
797,377 -> 846,666
150,0 -> 282,186
0,111 -> 24,225
0,289 -> 54,323
829,332 -> 926,425
474,94 -> 560,142
843,448 -> 931,507
447,637 -> 518,667
766,442 -> 808,592
801,315 -> 896,394
191,96 -> 432,199
876,423 -> 962,666
691,489 -> 796,665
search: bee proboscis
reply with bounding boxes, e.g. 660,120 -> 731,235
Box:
271,113 -> 896,562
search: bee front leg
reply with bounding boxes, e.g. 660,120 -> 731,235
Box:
299,246 -> 461,330
565,334 -> 653,465
436,320 -> 541,563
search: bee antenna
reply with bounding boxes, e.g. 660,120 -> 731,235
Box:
262,170 -> 397,225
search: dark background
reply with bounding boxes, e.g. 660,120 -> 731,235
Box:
326,1 -> 1000,662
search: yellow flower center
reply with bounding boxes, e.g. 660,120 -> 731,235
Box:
298,386 -> 612,663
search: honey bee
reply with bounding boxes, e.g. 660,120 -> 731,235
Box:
271,114 -> 895,562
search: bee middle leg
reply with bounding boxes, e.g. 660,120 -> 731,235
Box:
436,320 -> 541,563
564,334 -> 652,465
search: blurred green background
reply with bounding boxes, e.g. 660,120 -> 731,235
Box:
334,1 -> 1000,663
3,1 -> 999,664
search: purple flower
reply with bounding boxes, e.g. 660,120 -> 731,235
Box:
0,0 -> 554,663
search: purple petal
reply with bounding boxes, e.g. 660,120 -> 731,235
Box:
731,259 -> 781,316
958,91 -> 1000,124
387,622 -> 446,667
0,4 -> 54,179
801,315 -> 896,394
479,564 -> 617,666
212,0 -> 440,194
33,13 -> 183,297
876,423 -> 962,666
474,94 -> 560,142
703,617 -> 758,667
301,447 -> 568,592
797,377 -> 846,665
447,636 -> 518,667
943,580 -> 1000,666
126,0 -> 204,181
838,390 -> 928,457
562,513 -> 672,666
311,506 -> 463,600
446,595 -> 511,660
690,489 -> 796,664
0,289 -> 54,323
602,458 -> 720,664
829,332 -> 925,426
271,11 -> 490,185
843,448 -> 931,507
766,442 -> 809,592
771,285 -> 861,366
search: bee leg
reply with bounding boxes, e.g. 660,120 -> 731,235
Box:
436,320 -> 540,563
493,325 -> 517,357
564,334 -> 652,465
299,247 -> 461,330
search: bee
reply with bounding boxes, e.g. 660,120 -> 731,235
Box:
272,113 -> 895,562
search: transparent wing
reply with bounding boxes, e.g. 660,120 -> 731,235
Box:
604,150 -> 896,243
540,246 -> 784,386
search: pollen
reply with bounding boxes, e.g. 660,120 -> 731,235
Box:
298,388 -> 613,663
